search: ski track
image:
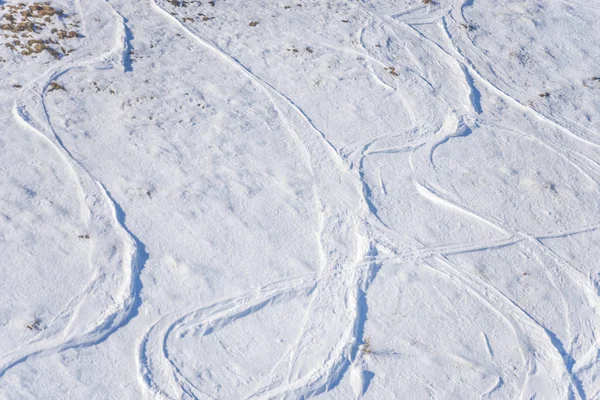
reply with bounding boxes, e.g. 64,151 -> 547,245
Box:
142,2 -> 374,398
2,0 -> 599,397
0,0 -> 146,380
132,1 -> 600,399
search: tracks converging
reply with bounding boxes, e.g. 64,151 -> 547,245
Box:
2,0 -> 600,398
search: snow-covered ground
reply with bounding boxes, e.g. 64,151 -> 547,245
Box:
1,0 -> 600,398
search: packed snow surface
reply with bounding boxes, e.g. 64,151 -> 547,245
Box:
1,0 -> 600,398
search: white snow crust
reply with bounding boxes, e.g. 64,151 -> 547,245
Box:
1,0 -> 600,398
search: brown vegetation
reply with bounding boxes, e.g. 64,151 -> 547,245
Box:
1,2 -> 80,59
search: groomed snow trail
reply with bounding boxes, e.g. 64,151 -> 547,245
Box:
1,0 -> 600,398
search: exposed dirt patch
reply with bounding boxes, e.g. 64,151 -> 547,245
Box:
1,1 -> 81,59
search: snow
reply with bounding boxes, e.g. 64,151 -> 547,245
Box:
1,0 -> 600,398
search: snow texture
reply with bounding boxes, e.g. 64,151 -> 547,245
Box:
1,0 -> 600,398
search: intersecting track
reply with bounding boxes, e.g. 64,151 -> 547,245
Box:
373,5 -> 600,397
0,0 -> 146,380
133,0 -> 600,399
3,0 -> 595,397
141,2 -> 377,398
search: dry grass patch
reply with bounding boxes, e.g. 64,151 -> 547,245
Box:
1,1 -> 80,59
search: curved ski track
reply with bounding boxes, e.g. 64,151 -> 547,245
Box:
133,0 -> 600,399
0,0 -> 146,380
3,0 -> 600,398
